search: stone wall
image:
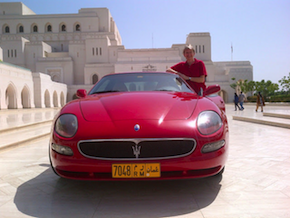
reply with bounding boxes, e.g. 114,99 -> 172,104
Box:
0,62 -> 35,109
0,61 -> 67,109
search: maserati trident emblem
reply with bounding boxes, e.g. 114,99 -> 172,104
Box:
134,124 -> 140,131
132,145 -> 141,158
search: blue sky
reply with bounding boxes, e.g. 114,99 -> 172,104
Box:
1,0 -> 289,84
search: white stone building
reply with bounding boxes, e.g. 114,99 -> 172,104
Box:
0,61 -> 67,109
0,2 -> 253,108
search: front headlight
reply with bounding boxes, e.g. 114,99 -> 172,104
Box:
197,111 -> 222,135
55,114 -> 78,138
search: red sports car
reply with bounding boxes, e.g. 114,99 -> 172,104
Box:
49,72 -> 229,180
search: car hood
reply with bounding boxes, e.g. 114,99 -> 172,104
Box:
79,92 -> 198,121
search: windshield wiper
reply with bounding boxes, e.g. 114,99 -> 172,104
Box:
155,89 -> 175,92
90,90 -> 120,94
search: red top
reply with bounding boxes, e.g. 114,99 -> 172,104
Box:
171,58 -> 207,93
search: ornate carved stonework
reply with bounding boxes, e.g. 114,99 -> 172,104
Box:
142,64 -> 156,72
47,68 -> 62,82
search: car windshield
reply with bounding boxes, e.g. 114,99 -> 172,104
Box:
89,72 -> 194,95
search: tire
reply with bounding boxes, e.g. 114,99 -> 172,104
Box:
214,167 -> 225,177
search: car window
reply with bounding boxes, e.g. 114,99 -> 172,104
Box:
89,73 -> 194,94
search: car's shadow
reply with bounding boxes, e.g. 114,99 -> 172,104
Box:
14,164 -> 222,218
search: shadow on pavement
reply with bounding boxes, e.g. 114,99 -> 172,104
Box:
14,165 -> 222,218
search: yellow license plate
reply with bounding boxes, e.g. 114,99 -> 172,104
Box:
112,163 -> 160,178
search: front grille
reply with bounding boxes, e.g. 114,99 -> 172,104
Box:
78,138 -> 196,160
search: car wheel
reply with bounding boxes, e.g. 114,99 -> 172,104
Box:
214,167 -> 225,177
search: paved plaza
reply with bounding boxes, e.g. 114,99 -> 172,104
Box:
0,104 -> 290,218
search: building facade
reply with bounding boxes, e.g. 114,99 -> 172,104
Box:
0,2 -> 253,108
0,60 -> 67,109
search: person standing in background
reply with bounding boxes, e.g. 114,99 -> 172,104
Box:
256,92 -> 265,112
239,91 -> 246,110
234,93 -> 241,111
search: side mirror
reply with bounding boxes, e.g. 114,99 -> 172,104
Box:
76,89 -> 87,98
204,84 -> 221,96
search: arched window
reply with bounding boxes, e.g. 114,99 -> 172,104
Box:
76,24 -> 80,31
5,26 -> 10,33
52,75 -> 60,82
19,26 -> 24,33
47,25 -> 52,32
92,74 -> 98,84
33,25 -> 38,32
61,24 -> 66,32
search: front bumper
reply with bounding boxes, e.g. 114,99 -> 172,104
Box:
50,143 -> 228,181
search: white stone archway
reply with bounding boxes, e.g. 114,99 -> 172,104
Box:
6,83 -> 17,109
60,92 -> 65,107
21,85 -> 31,108
53,91 -> 58,107
44,90 -> 50,108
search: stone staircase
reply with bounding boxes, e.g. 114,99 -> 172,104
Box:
232,111 -> 290,129
0,108 -> 59,151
